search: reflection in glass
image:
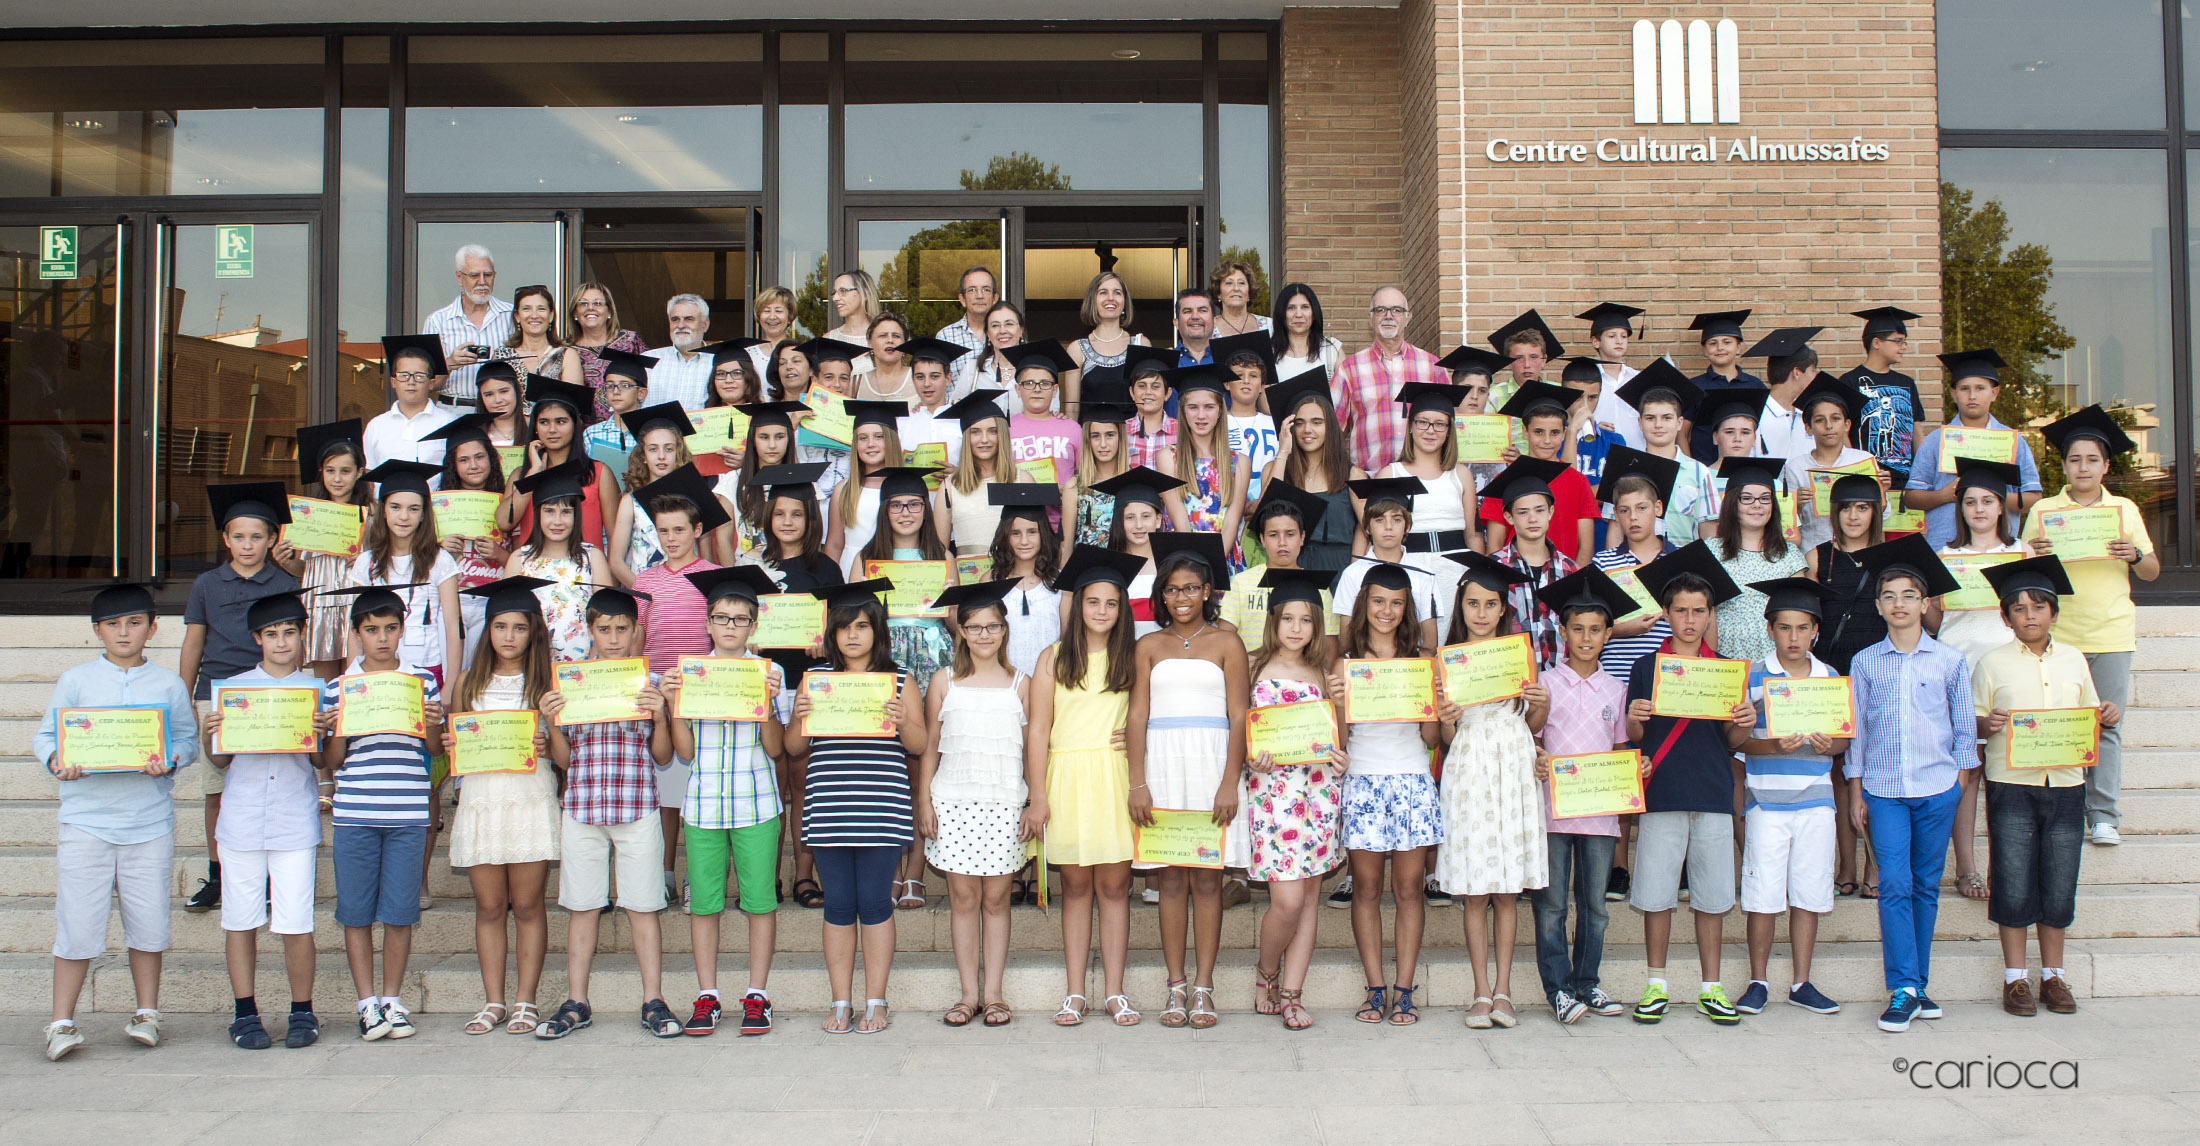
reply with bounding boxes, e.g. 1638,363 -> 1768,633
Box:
338,107 -> 389,421
1021,206 -> 1190,346
579,208 -> 751,349
1938,0 -> 2164,130
412,221 -> 562,339
1217,102 -> 1273,314
856,219 -> 1003,339
780,104 -> 830,341
844,104 -> 1201,191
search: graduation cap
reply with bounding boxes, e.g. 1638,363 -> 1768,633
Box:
1634,540 -> 1742,608
242,588 -> 310,632
1535,565 -> 1637,621
595,347 -> 654,384
320,583 -> 426,622
1749,576 -> 1837,620
1937,348 -> 2008,385
1053,545 -> 1147,592
845,399 -> 908,432
796,336 -> 862,365
474,359 -> 521,390
1002,340 -> 1077,377
527,377 -> 601,426
753,461 -> 830,499
1396,381 -> 1471,419
1829,473 -> 1883,506
1745,327 -> 1824,378
1162,362 -> 1231,401
1596,445 -> 1680,507
208,481 -> 293,528
1979,554 -> 2076,604
459,575 -> 552,619
1692,383 -> 1769,430
1488,309 -> 1564,358
1558,356 -> 1605,385
683,565 -> 780,606
861,466 -> 935,504
1263,370 -> 1335,432
1208,331 -> 1274,369
1689,309 -> 1752,343
989,482 -> 1061,522
942,389 -> 1010,430
1252,478 -> 1329,528
380,334 -> 446,378
586,585 -> 652,618
620,401 -> 696,440
75,582 -> 157,623
635,462 -> 733,533
808,578 -> 893,609
1259,565 -> 1338,609
1348,475 -> 1428,510
1353,558 -> 1419,594
1480,456 -> 1569,509
1434,345 -> 1512,378
1953,457 -> 2022,499
1079,399 -> 1136,425
1853,305 -> 1921,339
1496,380 -> 1581,421
1717,454 -> 1784,493
1092,465 -> 1186,509
1577,303 -> 1644,337
1615,359 -> 1702,416
296,418 -> 365,488
419,414 -> 494,452
2040,404 -> 2136,458
1122,344 -> 1179,380
1149,531 -> 1228,582
1854,533 -> 1959,597
899,336 -> 973,369
707,338 -> 767,363
362,460 -> 441,502
512,457 -> 592,503
1444,549 -> 1532,593
736,400 -> 809,433
1797,372 -> 1865,422
932,579 -> 1019,616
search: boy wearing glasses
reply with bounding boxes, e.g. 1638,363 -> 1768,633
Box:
363,335 -> 458,469
1004,344 -> 1082,484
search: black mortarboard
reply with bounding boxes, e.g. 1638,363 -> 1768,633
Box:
1149,531 -> 1228,582
1397,381 -> 1471,418
1745,327 -> 1824,377
1829,473 -> 1883,506
78,582 -> 156,623
845,399 -> 908,431
1122,344 -> 1179,380
1162,362 -> 1231,401
361,461 -> 440,502
1717,454 -> 1783,493
684,565 -> 780,605
1348,475 -> 1429,509
296,418 -> 365,488
635,462 -> 733,533
1443,549 -> 1532,593
1937,348 -> 2007,384
1853,306 -> 1920,338
809,578 -> 892,609
473,360 -> 521,392
1489,309 -> 1564,358
1797,372 -> 1865,422
989,482 -> 1061,522
1092,465 -> 1186,509
1689,309 -> 1752,343
1953,458 -> 2021,499
1496,380 -> 1581,421
1855,533 -> 1960,597
1596,445 -> 1680,507
621,401 -> 697,440
932,579 -> 1019,616
243,588 -> 309,632
1079,399 -> 1136,425
1003,340 -> 1078,377
1208,331 -> 1275,370
596,347 -> 654,384
1634,540 -> 1743,607
707,338 -> 767,363
1536,565 -> 1638,621
586,585 -> 652,618
797,337 -> 861,365
381,334 -> 447,378
527,377 -> 601,426
419,414 -> 494,450
1750,576 -> 1836,620
1577,303 -> 1644,337
1692,383 -> 1769,430
2040,404 -> 2136,458
866,466 -> 940,504
1434,345 -> 1512,378
899,336 -> 972,368
753,461 -> 830,500
1259,566 -> 1338,609
320,583 -> 425,622
1980,554 -> 2076,603
459,575 -> 552,618
1480,456 -> 1569,509
511,457 -> 591,503
1263,370 -> 1335,432
1053,545 -> 1147,592
1253,478 -> 1328,528
942,389 -> 1011,430
1353,559 -> 1417,594
208,482 -> 293,527
1616,359 -> 1703,414
737,400 -> 809,433
1559,356 -> 1605,385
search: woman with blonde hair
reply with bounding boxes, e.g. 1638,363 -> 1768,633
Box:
752,285 -> 799,378
825,269 -> 881,352
1065,271 -> 1150,409
566,281 -> 646,421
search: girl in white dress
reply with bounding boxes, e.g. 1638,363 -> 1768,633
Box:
1380,382 -> 1478,638
936,393 -> 1026,559
984,484 -> 1064,680
826,401 -> 907,578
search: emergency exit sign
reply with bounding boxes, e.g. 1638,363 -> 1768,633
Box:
38,226 -> 76,279
215,224 -> 254,278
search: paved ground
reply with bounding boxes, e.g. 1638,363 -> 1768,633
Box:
5,995 -> 2196,1145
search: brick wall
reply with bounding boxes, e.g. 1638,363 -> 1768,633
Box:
1280,6 -> 1405,330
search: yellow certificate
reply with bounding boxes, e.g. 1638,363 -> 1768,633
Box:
1883,491 -> 1925,535
2039,505 -> 2122,562
1941,551 -> 2022,611
673,656 -> 771,722
1437,634 -> 1537,708
865,559 -> 952,618
1453,414 -> 1511,463
1547,750 -> 1645,819
429,489 -> 501,539
335,671 -> 426,738
448,710 -> 539,775
1017,456 -> 1061,485
955,557 -> 988,583
552,658 -> 649,725
2006,707 -> 2100,770
752,593 -> 825,649
1132,808 -> 1227,869
1608,565 -> 1662,623
904,442 -> 950,488
1777,489 -> 1799,545
1340,658 -> 1437,724
1762,676 -> 1856,738
495,445 -> 526,477
281,496 -> 363,558
801,671 -> 899,738
1649,655 -> 1746,720
685,406 -> 751,458
1806,458 -> 1878,516
798,388 -> 854,449
1243,701 -> 1339,766
57,707 -> 169,773
1938,426 -> 2019,473
211,682 -> 319,754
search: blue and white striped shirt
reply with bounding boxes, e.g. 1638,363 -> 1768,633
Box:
1845,632 -> 1975,800
323,665 -> 441,828
1745,655 -> 1838,812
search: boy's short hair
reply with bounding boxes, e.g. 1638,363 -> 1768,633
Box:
350,603 -> 405,627
1363,496 -> 1412,523
1502,490 -> 1554,515
1558,601 -> 1613,626
647,493 -> 703,527
1636,389 -> 1686,415
1800,391 -> 1851,420
1763,605 -> 1820,625
1875,568 -> 1926,597
584,607 -> 636,628
1611,474 -> 1660,505
391,346 -> 439,374
1252,498 -> 1306,533
1523,409 -> 1567,430
1657,571 -> 1714,609
2000,587 -> 2060,618
1503,330 -> 1546,355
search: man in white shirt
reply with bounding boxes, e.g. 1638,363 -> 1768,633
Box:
646,293 -> 715,410
933,265 -> 997,402
1744,327 -> 1823,464
420,244 -> 513,407
363,335 -> 457,469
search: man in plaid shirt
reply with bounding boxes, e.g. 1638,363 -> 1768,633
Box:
1332,286 -> 1446,473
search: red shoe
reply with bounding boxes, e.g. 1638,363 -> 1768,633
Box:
683,995 -> 721,1036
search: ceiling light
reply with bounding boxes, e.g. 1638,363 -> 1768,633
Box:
2013,59 -> 2052,72
1112,49 -> 1142,59
64,118 -> 103,129
616,114 -> 641,123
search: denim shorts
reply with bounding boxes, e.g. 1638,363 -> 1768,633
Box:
1986,781 -> 2084,930
333,824 -> 427,928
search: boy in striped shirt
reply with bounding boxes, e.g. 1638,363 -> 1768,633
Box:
632,464 -> 728,911
1734,577 -> 1848,1017
316,586 -> 447,1041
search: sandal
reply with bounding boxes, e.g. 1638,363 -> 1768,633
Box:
1959,871 -> 1988,900
982,1002 -> 1013,1027
1465,994 -> 1495,1029
943,1000 -> 978,1027
534,998 -> 591,1040
1053,994 -> 1088,1026
1158,979 -> 1190,1028
895,880 -> 926,909
1012,877 -> 1035,906
1388,985 -> 1419,1025
1279,989 -> 1312,1031
465,1003 -> 508,1036
1103,994 -> 1141,1026
822,1000 -> 853,1034
1490,992 -> 1518,1029
505,1002 -> 540,1035
1189,985 -> 1218,1029
1835,881 -> 1860,898
1355,985 -> 1389,1024
792,878 -> 825,909
1254,964 -> 1281,1016
1860,880 -> 1880,900
858,998 -> 892,1034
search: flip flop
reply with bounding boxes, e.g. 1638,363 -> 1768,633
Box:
1835,881 -> 1859,898
1860,881 -> 1880,900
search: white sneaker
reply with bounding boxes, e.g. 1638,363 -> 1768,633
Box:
1325,874 -> 1355,909
418,893 -> 434,911
1141,885 -> 1160,905
124,1010 -> 161,1047
383,1001 -> 417,1039
45,1022 -> 84,1061
2090,823 -> 2121,846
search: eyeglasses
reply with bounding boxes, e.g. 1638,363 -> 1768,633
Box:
1016,379 -> 1057,389
887,498 -> 927,512
1411,417 -> 1451,432
574,299 -> 608,310
707,615 -> 755,629
1370,305 -> 1410,318
603,381 -> 641,394
1878,335 -> 1910,348
1161,584 -> 1210,598
391,371 -> 433,383
960,283 -> 996,297
1878,591 -> 1924,605
1735,493 -> 1775,507
961,623 -> 1006,638
830,285 -> 856,295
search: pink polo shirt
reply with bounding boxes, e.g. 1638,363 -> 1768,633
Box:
1537,661 -> 1629,837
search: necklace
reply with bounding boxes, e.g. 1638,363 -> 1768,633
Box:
1173,621 -> 1213,650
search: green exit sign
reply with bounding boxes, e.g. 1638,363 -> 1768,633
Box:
38,226 -> 77,279
215,224 -> 254,278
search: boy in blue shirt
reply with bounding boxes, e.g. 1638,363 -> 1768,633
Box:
35,583 -> 198,1061
1902,349 -> 2044,550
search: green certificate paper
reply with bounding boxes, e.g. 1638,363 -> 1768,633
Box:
449,711 -> 539,775
1806,458 -> 1878,516
335,671 -> 426,738
1453,414 -> 1511,463
2039,505 -> 2122,562
801,671 -> 900,738
955,557 -> 988,583
429,489 -> 501,539
1762,676 -> 1856,738
1243,701 -> 1338,766
1548,750 -> 1645,819
2006,707 -> 2101,770
552,658 -> 649,725
752,593 -> 826,649
865,559 -> 952,617
1607,565 -> 1662,623
58,707 -> 168,773
1649,655 -> 1746,720
798,388 -> 854,449
1133,808 -> 1227,868
685,406 -> 751,457
1937,425 -> 2019,473
211,682 -> 319,754
1341,658 -> 1437,724
1941,552 -> 2022,611
673,656 -> 771,722
1884,491 -> 1925,535
281,496 -> 363,558
1437,634 -> 1537,707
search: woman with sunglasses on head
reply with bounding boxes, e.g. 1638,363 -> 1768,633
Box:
567,281 -> 646,422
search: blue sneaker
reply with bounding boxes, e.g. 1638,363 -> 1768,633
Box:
1915,992 -> 1943,1020
1734,981 -> 1769,1014
1787,982 -> 1840,1014
1877,988 -> 1921,1032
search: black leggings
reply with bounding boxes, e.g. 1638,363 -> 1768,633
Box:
811,844 -> 899,926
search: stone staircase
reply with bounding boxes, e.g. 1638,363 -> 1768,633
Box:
0,611 -> 2193,1015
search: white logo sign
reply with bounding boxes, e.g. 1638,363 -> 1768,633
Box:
1632,18 -> 1739,125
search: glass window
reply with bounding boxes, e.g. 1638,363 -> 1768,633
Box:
778,35 -> 830,341
1938,0 -> 2165,130
338,107 -> 389,424
1940,148 -> 2175,559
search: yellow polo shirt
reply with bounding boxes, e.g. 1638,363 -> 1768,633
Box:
1972,637 -> 2099,787
2017,490 -> 2151,653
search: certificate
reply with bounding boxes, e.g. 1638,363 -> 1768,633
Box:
801,671 -> 900,738
335,671 -> 426,738
2005,707 -> 2101,770
495,445 -> 526,478
2039,505 -> 2122,562
1608,565 -> 1662,623
1937,426 -> 2019,473
904,442 -> 949,488
955,557 -> 988,583
673,656 -> 771,722
1883,491 -> 1925,535
211,682 -> 319,754
1806,458 -> 1878,516
1547,750 -> 1645,819
1649,654 -> 1746,720
1776,490 -> 1799,545
281,496 -> 363,558
1761,676 -> 1856,738
429,489 -> 501,540
797,388 -> 854,450
864,559 -> 952,618
1243,701 -> 1339,766
57,707 -> 168,773
1340,658 -> 1437,724
685,405 -> 751,458
1132,808 -> 1227,869
1020,456 -> 1061,485
551,658 -> 649,725
1941,551 -> 2022,611
1453,414 -> 1511,463
448,710 -> 539,775
752,593 -> 825,649
1437,634 -> 1537,708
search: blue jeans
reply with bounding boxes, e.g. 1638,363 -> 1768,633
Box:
810,844 -> 899,927
1863,785 -> 1961,992
1531,832 -> 1616,1003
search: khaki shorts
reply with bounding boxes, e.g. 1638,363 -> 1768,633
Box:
54,824 -> 174,960
558,814 -> 667,913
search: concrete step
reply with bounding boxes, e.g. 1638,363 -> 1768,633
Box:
2119,707 -> 2200,748
2136,605 -> 2200,639
2130,672 -> 2200,708
2124,748 -> 2198,789
2131,636 -> 2200,670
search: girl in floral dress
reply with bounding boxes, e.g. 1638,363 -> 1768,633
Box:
281,420 -> 372,680
433,421 -> 513,670
1070,398 -> 1132,551
1156,372 -> 1250,573
504,465 -> 611,661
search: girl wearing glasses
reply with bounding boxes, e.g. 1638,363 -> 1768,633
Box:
1710,457 -> 1804,662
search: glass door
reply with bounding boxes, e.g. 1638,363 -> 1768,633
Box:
578,206 -> 756,347
1019,204 -> 1196,346
407,212 -> 569,336
841,209 -> 1009,341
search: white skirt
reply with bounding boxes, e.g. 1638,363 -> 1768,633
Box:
924,800 -> 1028,877
1135,723 -> 1251,870
447,768 -> 562,868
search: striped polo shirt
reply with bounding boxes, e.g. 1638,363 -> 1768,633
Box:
1744,654 -> 1838,812
322,664 -> 441,828
635,556 -> 719,675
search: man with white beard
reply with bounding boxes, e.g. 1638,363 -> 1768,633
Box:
646,293 -> 716,411
422,243 -> 514,407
